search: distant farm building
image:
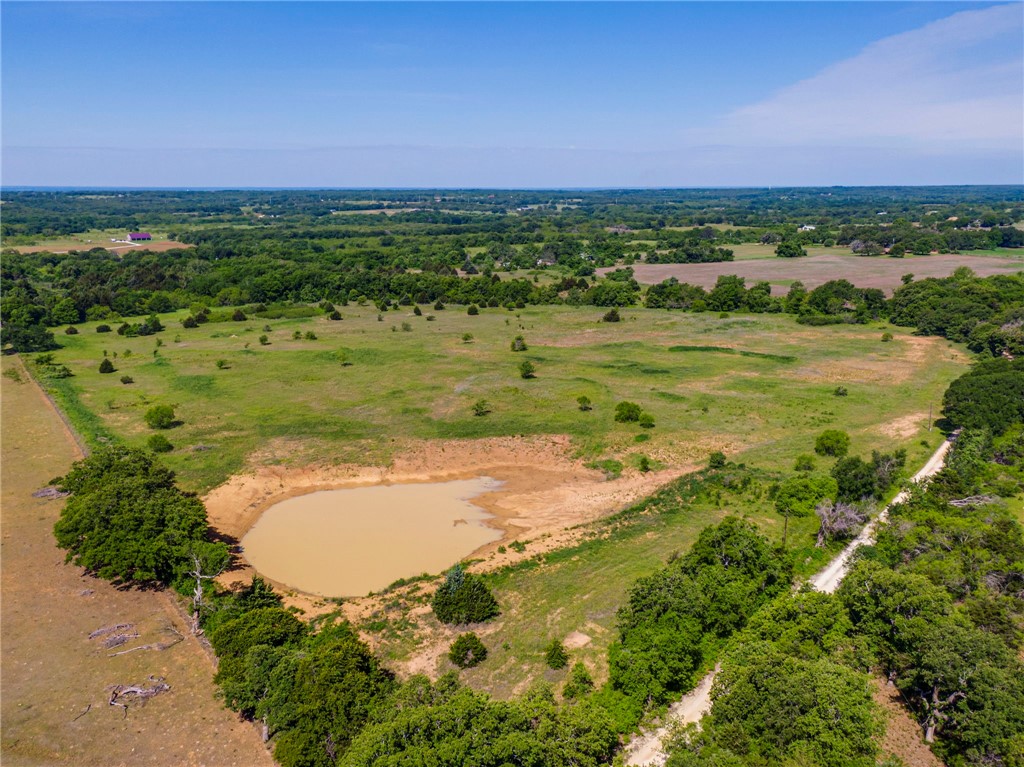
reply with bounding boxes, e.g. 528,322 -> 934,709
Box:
128,232 -> 152,241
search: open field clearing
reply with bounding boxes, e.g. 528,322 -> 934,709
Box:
6,229 -> 186,254
0,357 -> 272,767
39,305 -> 966,495
31,305 -> 968,698
615,251 -> 1023,293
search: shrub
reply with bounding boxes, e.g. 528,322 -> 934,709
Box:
794,454 -> 816,471
65,326 -> 79,335
413,306 -> 423,316
472,400 -> 491,417
259,335 -> 270,345
329,310 -> 342,320
544,639 -> 569,670
833,386 -> 848,397
144,404 -> 177,429
638,456 -> 652,473
614,401 -> 643,423
215,359 -> 228,369
304,331 -> 317,340
881,332 -> 894,342
510,335 -> 528,352
577,395 -> 593,411
462,333 -> 473,343
519,360 -> 536,379
231,309 -> 247,321
431,564 -> 499,624
448,633 -> 488,668
292,330 -> 302,340
776,241 -> 808,258
95,324 -> 112,333
815,429 -> 851,457
467,305 -> 479,316
401,322 -> 412,332
98,358 -> 115,374
182,316 -> 199,328
602,308 -> 621,322
563,662 -> 595,698
433,300 -> 445,311
708,451 -> 727,469
147,434 -> 173,453
120,375 -> 134,385
638,413 -> 655,429
262,324 -> 272,332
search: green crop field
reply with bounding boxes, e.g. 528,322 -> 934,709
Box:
37,304 -> 964,496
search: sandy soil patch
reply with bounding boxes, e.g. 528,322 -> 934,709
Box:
875,412 -> 929,440
563,631 -> 592,649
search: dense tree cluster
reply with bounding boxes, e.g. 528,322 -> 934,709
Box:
608,518 -> 791,718
53,446 -> 225,587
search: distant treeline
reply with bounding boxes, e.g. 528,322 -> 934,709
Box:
3,240 -> 1022,359
3,186 -> 1022,239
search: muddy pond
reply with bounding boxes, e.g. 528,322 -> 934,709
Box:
240,477 -> 503,596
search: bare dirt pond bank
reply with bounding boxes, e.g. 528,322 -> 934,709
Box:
205,435 -> 693,599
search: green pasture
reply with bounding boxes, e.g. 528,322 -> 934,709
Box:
37,304 -> 965,497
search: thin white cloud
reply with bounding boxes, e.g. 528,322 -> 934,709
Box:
698,3 -> 1024,152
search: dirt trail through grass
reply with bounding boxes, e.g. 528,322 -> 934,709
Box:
623,436 -> 954,766
1,356 -> 273,767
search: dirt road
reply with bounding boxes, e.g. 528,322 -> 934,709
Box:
623,666 -> 719,767
809,435 -> 954,593
623,435 -> 954,765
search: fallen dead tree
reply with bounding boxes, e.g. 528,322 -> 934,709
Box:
32,485 -> 70,499
107,625 -> 184,657
88,623 -> 134,640
948,495 -> 1001,508
107,676 -> 170,717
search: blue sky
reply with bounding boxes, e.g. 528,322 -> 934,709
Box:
2,2 -> 1022,187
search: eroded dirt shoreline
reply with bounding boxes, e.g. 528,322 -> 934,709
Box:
205,434 -> 694,596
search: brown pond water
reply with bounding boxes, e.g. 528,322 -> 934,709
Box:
240,477 -> 503,597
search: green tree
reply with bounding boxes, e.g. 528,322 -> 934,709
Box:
563,662 -> 595,699
831,456 -> 878,502
577,395 -> 593,411
144,404 -> 177,429
545,639 -> 569,669
50,298 -> 80,325
775,241 -> 807,258
449,633 -> 488,668
519,360 -> 536,379
98,358 -> 115,374
615,401 -> 643,423
774,475 -> 838,547
815,429 -> 850,457
431,564 -> 500,624
147,434 -> 173,453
